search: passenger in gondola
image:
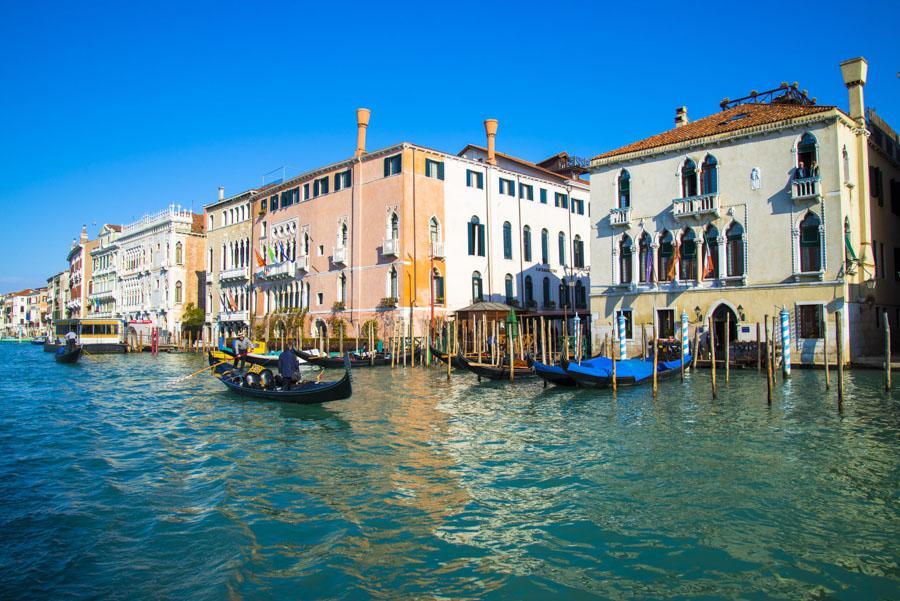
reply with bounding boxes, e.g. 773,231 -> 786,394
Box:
233,331 -> 252,372
278,342 -> 302,388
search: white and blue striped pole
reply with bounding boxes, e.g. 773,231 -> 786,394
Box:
681,312 -> 690,362
780,308 -> 791,377
617,313 -> 627,360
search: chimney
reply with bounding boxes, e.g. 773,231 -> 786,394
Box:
355,108 -> 371,157
675,106 -> 689,128
840,57 -> 868,123
218,186 -> 225,201
79,225 -> 88,244
484,119 -> 498,165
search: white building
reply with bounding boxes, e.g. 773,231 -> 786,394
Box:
117,206 -> 206,338
88,224 -> 122,318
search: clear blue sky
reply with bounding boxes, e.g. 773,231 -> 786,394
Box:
1,0 -> 897,291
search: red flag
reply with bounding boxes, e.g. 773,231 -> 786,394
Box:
255,249 -> 266,267
702,247 -> 715,278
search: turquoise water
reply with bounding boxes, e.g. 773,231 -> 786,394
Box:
1,346 -> 898,600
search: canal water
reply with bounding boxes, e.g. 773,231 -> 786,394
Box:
1,346 -> 897,600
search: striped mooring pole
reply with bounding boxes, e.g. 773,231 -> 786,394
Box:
617,313 -> 627,360
681,312 -> 690,360
780,308 -> 791,377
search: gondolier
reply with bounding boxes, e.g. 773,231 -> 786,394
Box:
64,330 -> 78,352
232,331 -> 252,372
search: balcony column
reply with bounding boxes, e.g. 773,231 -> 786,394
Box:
650,243 -> 659,286
696,240 -> 704,282
611,246 -> 619,285
716,235 -> 727,280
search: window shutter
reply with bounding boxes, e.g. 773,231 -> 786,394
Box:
468,223 -> 475,255
466,170 -> 471,187
438,162 -> 444,180
478,224 -> 485,256
384,158 -> 390,177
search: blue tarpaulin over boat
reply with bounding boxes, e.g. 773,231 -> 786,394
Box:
566,354 -> 691,383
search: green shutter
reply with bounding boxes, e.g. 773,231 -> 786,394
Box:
438,162 -> 444,180
468,224 -> 475,255
384,158 -> 390,177
478,224 -> 485,256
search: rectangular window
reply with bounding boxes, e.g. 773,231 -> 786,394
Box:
891,179 -> 900,216
425,159 -> 445,180
657,309 -> 675,339
313,177 -> 329,197
870,166 -> 883,203
384,154 -> 402,177
270,194 -> 279,211
519,184 -> 534,200
615,309 -> 634,340
317,292 -> 324,305
571,198 -> 584,215
540,188 -> 547,204
466,169 -> 484,189
554,192 -> 568,209
303,183 -> 310,200
334,170 -> 351,191
499,178 -> 515,196
798,304 -> 824,339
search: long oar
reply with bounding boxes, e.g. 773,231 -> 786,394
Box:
79,346 -> 99,361
176,359 -> 230,382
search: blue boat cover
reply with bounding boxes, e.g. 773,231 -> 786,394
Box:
567,354 -> 691,383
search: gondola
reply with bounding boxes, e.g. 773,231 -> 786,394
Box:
216,344 -> 281,367
299,349 -> 393,368
455,351 -> 537,381
208,352 -> 352,404
529,360 -> 578,386
54,345 -> 83,364
43,340 -> 61,352
428,344 -> 469,368
565,353 -> 692,388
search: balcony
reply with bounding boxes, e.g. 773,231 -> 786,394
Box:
218,309 -> 249,323
672,193 -> 719,219
383,237 -> 400,256
791,176 -> 822,203
256,261 -> 296,281
220,266 -> 249,282
431,241 -> 445,258
296,254 -> 309,273
333,246 -> 348,265
609,207 -> 631,227
90,289 -> 115,301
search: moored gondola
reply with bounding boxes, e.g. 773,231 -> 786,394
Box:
208,352 -> 352,404
530,359 -> 577,386
456,351 -> 537,381
565,353 -> 692,388
54,345 -> 83,364
428,345 -> 469,368
299,349 -> 393,368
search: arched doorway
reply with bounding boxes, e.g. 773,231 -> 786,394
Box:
711,303 -> 738,355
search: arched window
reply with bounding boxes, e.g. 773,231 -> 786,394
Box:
726,222 -> 745,277
175,242 -> 183,265
388,212 -> 399,240
504,274 -> 514,303
302,232 -> 310,256
541,229 -> 549,264
523,226 -> 532,262
658,230 -> 674,282
797,132 -> 818,178
680,228 -> 697,281
389,267 -> 398,299
468,216 -> 485,256
618,170 -> 631,208
573,235 -> 584,268
681,158 -> 698,197
638,232 -> 652,283
524,275 -> 534,306
703,224 -> 719,279
433,268 -> 444,304
619,234 -> 633,284
208,248 -> 213,271
429,217 -> 441,244
209,215 -> 214,230
338,272 -> 347,303
575,280 -> 586,309
701,155 -> 718,194
558,232 -> 566,266
175,281 -> 182,303
558,281 -> 570,309
339,223 -> 348,248
799,213 -> 821,272
471,271 -> 483,302
503,221 -> 513,260
542,277 -> 551,307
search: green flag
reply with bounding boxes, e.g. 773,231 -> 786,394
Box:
268,245 -> 277,264
844,227 -> 858,262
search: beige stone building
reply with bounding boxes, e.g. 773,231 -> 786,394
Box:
588,57 -> 897,364
203,186 -> 255,340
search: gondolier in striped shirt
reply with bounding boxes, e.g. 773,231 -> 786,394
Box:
232,332 -> 252,372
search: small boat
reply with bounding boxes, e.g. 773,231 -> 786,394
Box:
565,353 -> 692,388
530,360 -> 578,386
43,340 -> 61,353
54,345 -> 83,364
208,352 -> 352,404
456,352 -> 537,381
428,345 -> 468,368
32,336 -> 48,345
299,349 -> 393,368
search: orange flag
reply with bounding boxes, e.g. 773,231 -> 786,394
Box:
702,247 -> 715,278
254,249 -> 266,267
667,243 -> 680,281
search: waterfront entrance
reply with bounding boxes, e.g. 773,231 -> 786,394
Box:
711,303 -> 738,354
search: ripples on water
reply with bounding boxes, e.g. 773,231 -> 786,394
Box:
0,346 -> 897,599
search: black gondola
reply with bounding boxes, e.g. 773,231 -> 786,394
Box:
299,350 -> 393,368
216,344 -> 280,367
455,351 -> 537,381
54,345 -> 82,364
208,352 -> 352,404
428,345 -> 467,368
43,340 -> 60,352
529,359 -> 577,386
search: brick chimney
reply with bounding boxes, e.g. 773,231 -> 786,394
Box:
675,106 -> 689,128
840,57 -> 868,123
356,108 -> 371,157
484,119 -> 498,165
218,186 -> 225,201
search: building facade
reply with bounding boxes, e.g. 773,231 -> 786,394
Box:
2,288 -> 49,335
203,187 -> 255,340
588,57 -> 895,363
88,224 -> 122,318
46,270 -> 69,323
117,206 -> 206,337
248,111 -> 591,339
66,227 -> 98,319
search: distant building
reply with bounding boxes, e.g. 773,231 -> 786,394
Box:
588,57 -> 898,363
203,186 -> 255,340
247,110 -> 591,339
117,206 -> 206,338
2,288 -> 49,335
66,226 -> 98,318
88,224 -> 122,318
46,270 -> 69,322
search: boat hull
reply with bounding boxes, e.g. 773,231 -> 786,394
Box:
54,346 -> 82,364
208,353 -> 351,404
530,361 -> 577,386
456,352 -> 536,381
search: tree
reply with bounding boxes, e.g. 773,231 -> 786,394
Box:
181,303 -> 205,332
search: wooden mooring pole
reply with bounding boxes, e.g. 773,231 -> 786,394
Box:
709,317 -> 717,399
823,314 -> 830,390
651,314 -> 658,399
884,310 -> 892,392
756,322 -> 762,372
836,311 -> 844,412
725,313 -> 730,384
765,320 -> 772,406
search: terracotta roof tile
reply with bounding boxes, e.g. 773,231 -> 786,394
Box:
593,103 -> 836,161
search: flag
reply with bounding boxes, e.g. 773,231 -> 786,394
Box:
228,291 -> 237,311
279,241 -> 287,262
667,243 -> 680,281
255,249 -> 266,267
267,245 -> 277,264
703,246 -> 715,278
219,292 -> 227,311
